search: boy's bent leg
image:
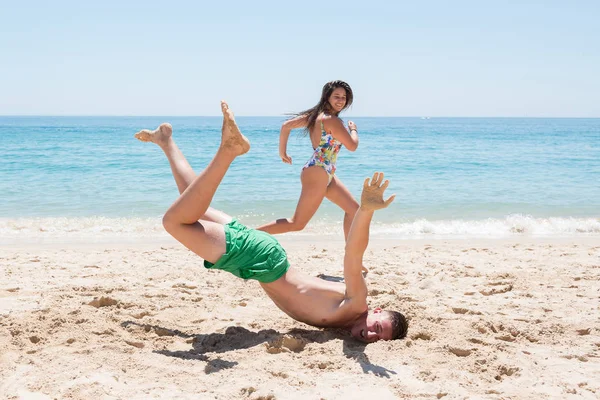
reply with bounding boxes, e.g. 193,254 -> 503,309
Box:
162,101 -> 249,262
163,101 -> 249,225
135,123 -> 233,225
166,219 -> 227,264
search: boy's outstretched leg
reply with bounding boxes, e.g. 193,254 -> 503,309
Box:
134,122 -> 232,224
160,101 -> 250,263
135,123 -> 193,196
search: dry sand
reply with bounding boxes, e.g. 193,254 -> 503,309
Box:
1,235 -> 599,399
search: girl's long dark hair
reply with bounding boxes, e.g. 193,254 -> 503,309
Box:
290,80 -> 353,133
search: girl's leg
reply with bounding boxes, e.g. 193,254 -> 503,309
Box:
256,166 -> 328,234
152,101 -> 249,263
134,123 -> 232,225
325,176 -> 360,240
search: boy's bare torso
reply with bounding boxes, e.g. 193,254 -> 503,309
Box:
259,267 -> 365,328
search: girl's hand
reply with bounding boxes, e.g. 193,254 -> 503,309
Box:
348,121 -> 358,132
280,151 -> 292,164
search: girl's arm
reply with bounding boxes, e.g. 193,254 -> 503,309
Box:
322,116 -> 359,151
279,115 -> 308,164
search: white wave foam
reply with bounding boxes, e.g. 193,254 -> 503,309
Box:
0,215 -> 598,242
0,216 -> 166,239
292,214 -> 600,238
370,215 -> 600,238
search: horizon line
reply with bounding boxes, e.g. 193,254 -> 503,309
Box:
1,115 -> 599,119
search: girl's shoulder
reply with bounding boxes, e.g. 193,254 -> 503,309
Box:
320,112 -> 339,120
320,113 -> 343,130
320,113 -> 342,125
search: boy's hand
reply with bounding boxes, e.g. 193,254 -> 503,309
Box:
360,172 -> 396,211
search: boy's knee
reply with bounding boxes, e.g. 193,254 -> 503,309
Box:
162,213 -> 178,233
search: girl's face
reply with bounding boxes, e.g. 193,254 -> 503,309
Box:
328,87 -> 347,113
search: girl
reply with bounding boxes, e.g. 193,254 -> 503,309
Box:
257,81 -> 363,270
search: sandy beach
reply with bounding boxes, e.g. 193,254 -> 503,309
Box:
1,234 -> 599,399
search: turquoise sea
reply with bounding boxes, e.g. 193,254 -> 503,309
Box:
1,116 -> 599,240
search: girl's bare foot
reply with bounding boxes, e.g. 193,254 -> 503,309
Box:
220,101 -> 250,156
134,123 -> 173,147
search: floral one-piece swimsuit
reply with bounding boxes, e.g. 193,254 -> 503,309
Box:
302,120 -> 343,185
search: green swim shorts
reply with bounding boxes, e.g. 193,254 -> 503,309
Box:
203,219 -> 290,283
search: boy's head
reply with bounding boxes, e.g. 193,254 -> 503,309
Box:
350,308 -> 408,343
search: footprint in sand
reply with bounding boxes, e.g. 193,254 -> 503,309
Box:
495,365 -> 520,381
29,335 -> 42,344
143,293 -> 168,299
240,387 -> 257,396
265,335 -> 307,354
448,347 -> 473,357
411,331 -> 432,341
304,359 -> 337,370
88,296 -> 118,308
172,283 -> 198,290
487,280 -> 512,286
524,334 -> 539,343
562,354 -> 589,362
480,284 -> 513,296
368,288 -> 390,296
153,327 -> 175,337
92,329 -> 115,336
125,340 -> 145,349
205,359 -> 237,374
240,387 -> 277,400
496,335 -> 516,342
131,311 -> 154,319
452,307 -> 482,315
468,338 -> 487,345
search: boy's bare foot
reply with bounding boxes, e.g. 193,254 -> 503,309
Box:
134,123 -> 172,146
220,101 -> 250,156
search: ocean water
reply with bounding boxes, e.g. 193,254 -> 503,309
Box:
1,116 -> 599,240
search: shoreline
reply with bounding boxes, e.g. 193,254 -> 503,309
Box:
2,233 -> 599,249
1,215 -> 599,249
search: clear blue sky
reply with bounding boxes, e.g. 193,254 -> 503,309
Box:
1,0 -> 599,117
